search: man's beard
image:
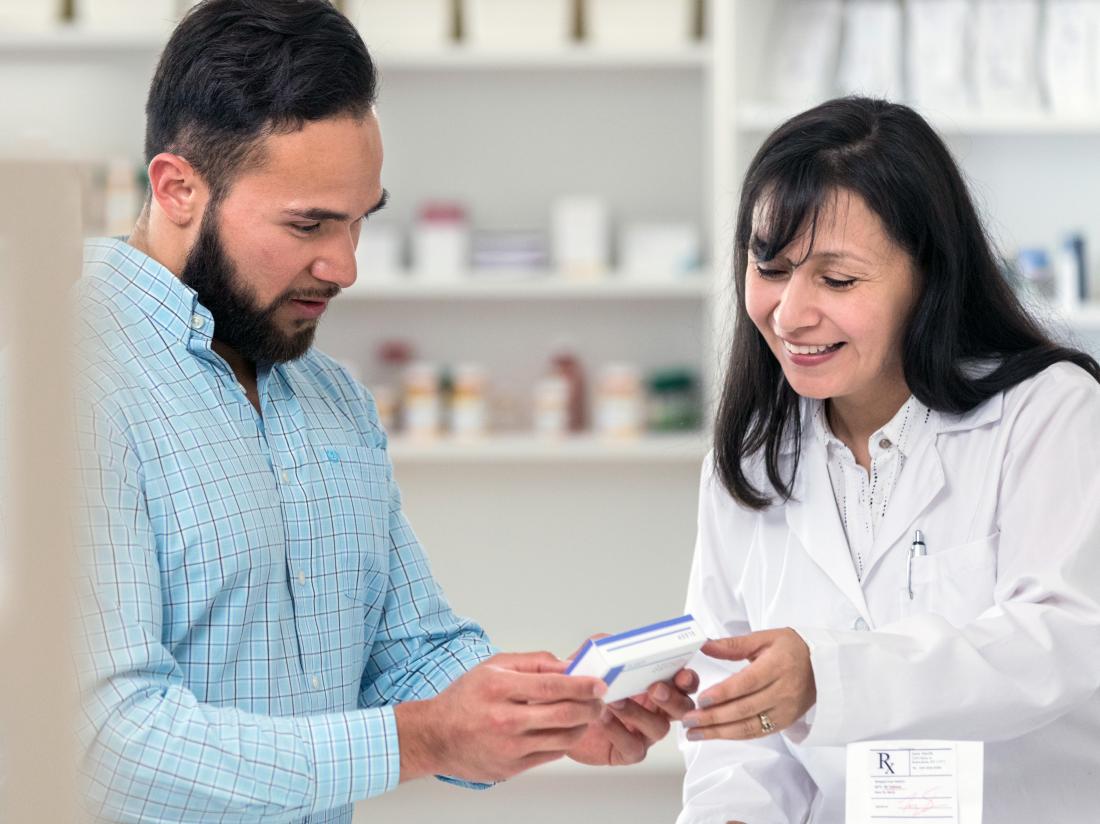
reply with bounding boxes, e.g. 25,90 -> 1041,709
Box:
179,206 -> 337,364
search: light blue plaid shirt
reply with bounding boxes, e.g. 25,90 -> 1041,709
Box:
75,238 -> 495,823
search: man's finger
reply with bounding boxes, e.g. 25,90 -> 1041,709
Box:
646,680 -> 695,720
524,724 -> 592,754
674,668 -> 700,693
489,651 -> 568,674
567,633 -> 610,662
501,670 -> 607,703
520,699 -> 604,731
595,708 -> 648,764
607,697 -> 671,744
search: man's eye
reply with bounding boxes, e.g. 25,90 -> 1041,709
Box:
294,223 -> 322,235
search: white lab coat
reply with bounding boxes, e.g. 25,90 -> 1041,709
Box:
678,362 -> 1100,824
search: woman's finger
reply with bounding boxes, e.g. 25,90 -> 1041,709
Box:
682,679 -> 777,732
683,705 -> 782,742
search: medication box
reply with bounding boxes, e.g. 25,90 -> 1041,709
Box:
566,615 -> 705,703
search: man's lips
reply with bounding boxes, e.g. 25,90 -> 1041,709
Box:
288,298 -> 329,319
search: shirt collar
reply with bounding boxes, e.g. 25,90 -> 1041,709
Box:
810,394 -> 934,460
83,237 -> 214,349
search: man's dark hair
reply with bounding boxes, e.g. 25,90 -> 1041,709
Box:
714,95 -> 1100,510
145,0 -> 377,201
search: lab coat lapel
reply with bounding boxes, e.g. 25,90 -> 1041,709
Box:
785,436 -> 872,623
862,435 -> 946,582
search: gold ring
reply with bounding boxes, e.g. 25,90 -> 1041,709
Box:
758,712 -> 775,734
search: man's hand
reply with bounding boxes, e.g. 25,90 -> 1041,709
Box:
394,651 -> 606,783
567,668 -> 699,766
680,629 -> 815,741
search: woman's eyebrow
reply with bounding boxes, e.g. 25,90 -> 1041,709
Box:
810,249 -> 874,266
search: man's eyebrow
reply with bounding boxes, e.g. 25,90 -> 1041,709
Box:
283,189 -> 390,222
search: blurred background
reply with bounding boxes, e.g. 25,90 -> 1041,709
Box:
2,0 -> 1099,821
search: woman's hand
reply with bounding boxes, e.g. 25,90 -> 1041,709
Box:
680,629 -> 815,741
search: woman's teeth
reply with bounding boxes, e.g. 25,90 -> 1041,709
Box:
783,340 -> 841,356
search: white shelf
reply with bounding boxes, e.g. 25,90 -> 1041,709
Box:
0,28 -> 174,54
343,273 -> 710,301
734,101 -> 1100,137
375,46 -> 711,71
387,433 -> 708,464
0,28 -> 710,69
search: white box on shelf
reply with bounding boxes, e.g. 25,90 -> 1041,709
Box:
0,0 -> 62,31
463,0 -> 573,52
347,0 -> 453,54
552,195 -> 610,279
905,0 -> 974,112
76,0 -> 179,32
836,0 -> 902,100
566,615 -> 705,703
766,0 -> 844,106
412,223 -> 469,281
973,0 -> 1043,112
620,222 -> 701,279
354,222 -> 404,283
585,0 -> 694,51
1042,0 -> 1100,114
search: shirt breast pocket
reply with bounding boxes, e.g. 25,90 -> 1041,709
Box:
907,532 -> 999,626
307,443 -> 391,606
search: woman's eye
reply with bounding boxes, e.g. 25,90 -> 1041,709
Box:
823,276 -> 857,289
755,265 -> 787,280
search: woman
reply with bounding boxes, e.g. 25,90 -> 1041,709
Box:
674,97 -> 1100,823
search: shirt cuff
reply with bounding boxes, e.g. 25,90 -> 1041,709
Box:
435,775 -> 494,790
304,706 -> 401,813
786,625 -> 844,746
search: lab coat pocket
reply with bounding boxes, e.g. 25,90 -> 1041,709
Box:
907,532 -> 999,627
306,443 -> 391,606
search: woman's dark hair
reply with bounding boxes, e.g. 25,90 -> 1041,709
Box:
145,0 -> 376,201
715,96 -> 1100,510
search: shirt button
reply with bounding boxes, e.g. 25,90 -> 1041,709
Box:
190,314 -> 205,330
281,470 -> 289,483
853,618 -> 869,631
878,438 -> 893,449
296,570 -> 306,586
311,676 -> 321,690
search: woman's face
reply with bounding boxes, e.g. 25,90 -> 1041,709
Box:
745,189 -> 918,408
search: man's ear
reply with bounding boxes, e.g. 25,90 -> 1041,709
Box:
146,153 -> 206,228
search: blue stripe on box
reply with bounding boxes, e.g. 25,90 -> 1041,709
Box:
565,639 -> 595,675
603,666 -> 624,686
593,615 -> 695,647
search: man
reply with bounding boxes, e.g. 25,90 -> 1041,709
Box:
75,1 -> 695,821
